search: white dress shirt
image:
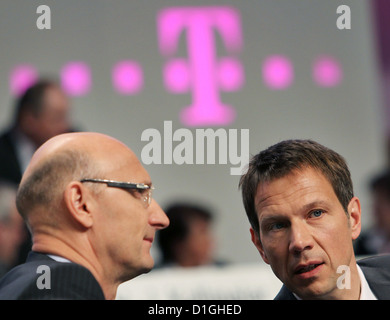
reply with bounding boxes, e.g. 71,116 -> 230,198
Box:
357,265 -> 377,300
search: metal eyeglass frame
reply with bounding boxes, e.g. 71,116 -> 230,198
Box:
80,178 -> 154,207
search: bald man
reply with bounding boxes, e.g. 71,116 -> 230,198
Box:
0,132 -> 169,300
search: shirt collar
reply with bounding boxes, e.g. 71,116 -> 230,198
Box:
47,254 -> 72,263
357,265 -> 377,300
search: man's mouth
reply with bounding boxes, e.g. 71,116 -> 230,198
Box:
144,237 -> 154,244
295,263 -> 324,275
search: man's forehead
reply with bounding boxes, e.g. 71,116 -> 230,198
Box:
119,162 -> 151,184
96,146 -> 150,182
254,168 -> 335,212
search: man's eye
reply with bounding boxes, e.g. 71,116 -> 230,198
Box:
310,210 -> 324,218
269,222 -> 286,231
128,189 -> 144,198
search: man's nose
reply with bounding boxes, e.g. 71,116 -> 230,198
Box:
288,221 -> 314,255
148,200 -> 170,230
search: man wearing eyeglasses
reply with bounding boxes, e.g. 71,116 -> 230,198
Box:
0,132 -> 169,299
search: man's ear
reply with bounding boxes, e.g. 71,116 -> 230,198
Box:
63,181 -> 94,229
250,227 -> 269,264
348,196 -> 361,241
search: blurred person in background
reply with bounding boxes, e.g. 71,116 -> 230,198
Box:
354,171 -> 390,256
0,79 -> 73,266
0,181 -> 26,278
0,79 -> 72,185
157,203 -> 225,268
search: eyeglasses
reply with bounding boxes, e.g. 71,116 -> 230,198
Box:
80,178 -> 154,207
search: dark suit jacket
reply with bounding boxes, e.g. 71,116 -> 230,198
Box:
275,255 -> 390,300
0,129 -> 23,184
0,129 -> 33,266
0,251 -> 105,300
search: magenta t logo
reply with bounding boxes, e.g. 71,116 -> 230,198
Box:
158,7 -> 244,126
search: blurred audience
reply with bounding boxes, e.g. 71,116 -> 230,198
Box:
354,171 -> 390,255
0,79 -> 73,265
0,181 -> 26,278
0,79 -> 71,184
157,202 -> 225,268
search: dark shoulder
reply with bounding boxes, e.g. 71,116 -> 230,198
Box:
357,254 -> 390,269
274,284 -> 297,300
0,254 -> 104,300
0,129 -> 14,148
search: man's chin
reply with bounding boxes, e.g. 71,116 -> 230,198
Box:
122,259 -> 154,282
289,280 -> 336,300
140,257 -> 155,274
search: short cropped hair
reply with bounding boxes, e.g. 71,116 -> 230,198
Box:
16,149 -> 98,228
239,139 -> 354,235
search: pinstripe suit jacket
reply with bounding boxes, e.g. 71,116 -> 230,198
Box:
275,254 -> 390,300
0,251 -> 105,300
